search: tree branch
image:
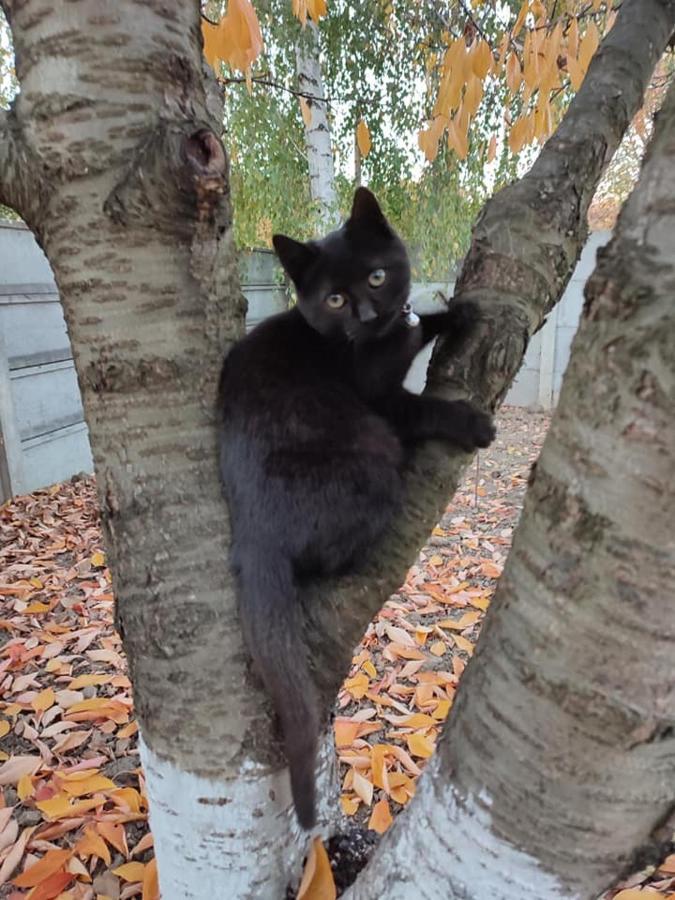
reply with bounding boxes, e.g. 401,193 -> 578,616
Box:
303,0 -> 675,709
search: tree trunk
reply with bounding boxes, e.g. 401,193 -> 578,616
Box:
295,21 -> 339,228
348,72 -> 675,900
0,1 -> 308,896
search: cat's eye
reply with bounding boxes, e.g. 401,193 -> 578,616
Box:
325,293 -> 346,310
368,268 -> 386,288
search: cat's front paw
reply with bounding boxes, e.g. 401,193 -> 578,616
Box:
457,402 -> 495,451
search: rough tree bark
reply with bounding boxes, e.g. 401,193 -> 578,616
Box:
0,1 -> 304,896
295,21 -> 339,228
348,69 -> 675,900
0,0 -> 673,897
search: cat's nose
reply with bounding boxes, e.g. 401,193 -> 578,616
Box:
356,300 -> 378,322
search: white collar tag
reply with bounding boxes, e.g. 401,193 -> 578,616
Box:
402,302 -> 420,328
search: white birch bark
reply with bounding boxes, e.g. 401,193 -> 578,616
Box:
295,22 -> 338,229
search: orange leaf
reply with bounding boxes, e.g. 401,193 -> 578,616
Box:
117,721 -> 139,739
370,744 -> 389,792
432,699 -> 451,721
90,551 -> 106,568
31,688 -> 55,713
113,861 -> 146,883
334,720 -> 360,749
0,720 -> 9,739
351,769 -> 373,806
68,674 -> 109,691
343,672 -> 369,699
430,640 -> 447,657
143,857 -> 159,900
356,120 -> 371,158
406,733 -> 435,759
452,634 -> 475,655
340,794 -> 359,816
131,833 -> 154,857
13,849 -> 72,887
74,826 -> 111,866
60,774 -> 116,797
480,561 -> 502,579
471,39 -> 492,79
297,837 -> 336,900
17,773 -> 35,801
24,870 -> 73,900
36,795 -> 103,821
512,0 -> 529,37
97,821 -> 129,857
368,798 -> 393,834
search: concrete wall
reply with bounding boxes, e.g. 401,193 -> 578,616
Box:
0,222 -> 610,499
0,223 -> 288,500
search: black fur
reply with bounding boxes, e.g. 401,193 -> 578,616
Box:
218,188 -> 494,829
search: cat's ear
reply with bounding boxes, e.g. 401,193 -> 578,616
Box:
272,235 -> 318,286
347,187 -> 392,233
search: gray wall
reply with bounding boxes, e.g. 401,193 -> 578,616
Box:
0,223 -> 287,500
403,231 -> 611,403
0,222 -> 610,499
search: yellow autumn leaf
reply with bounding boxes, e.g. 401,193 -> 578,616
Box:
352,768 -> 374,806
430,640 -> 446,657
340,794 -> 359,816
299,96 -> 312,128
578,21 -> 600,72
143,856 -> 159,900
17,773 -> 34,801
60,774 -> 117,797
36,794 -> 103,821
297,837 -> 337,900
370,743 -> 389,792
90,550 -> 106,567
113,861 -> 146,883
508,114 -> 530,154
0,720 -> 10,738
432,699 -> 452,720
505,51 -> 522,95
368,798 -> 393,834
567,55 -> 585,92
471,39 -> 492,79
292,0 -> 328,26
362,659 -> 377,678
334,719 -> 360,749
344,672 -> 369,699
32,687 -> 55,713
447,114 -> 468,160
406,732 -> 435,759
356,120 -> 371,157
22,601 -> 50,614
453,634 -> 476,655
68,673 -> 109,690
74,826 -> 112,866
202,0 -> 263,74
567,17 -> 579,61
512,0 -> 529,37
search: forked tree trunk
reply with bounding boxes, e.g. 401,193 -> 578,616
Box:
348,74 -> 675,900
295,21 -> 339,228
0,0 -> 673,897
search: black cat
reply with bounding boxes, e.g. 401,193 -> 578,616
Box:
218,188 -> 494,829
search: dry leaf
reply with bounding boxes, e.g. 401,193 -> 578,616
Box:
297,837 -> 336,900
356,120 -> 371,158
13,848 -> 71,887
368,798 -> 393,834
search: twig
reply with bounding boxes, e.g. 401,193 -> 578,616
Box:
221,74 -> 333,105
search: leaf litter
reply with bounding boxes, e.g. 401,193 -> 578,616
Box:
0,409 -> 671,899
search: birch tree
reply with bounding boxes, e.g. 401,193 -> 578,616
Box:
0,0 -> 673,898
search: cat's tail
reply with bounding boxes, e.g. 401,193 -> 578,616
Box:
234,546 -> 319,830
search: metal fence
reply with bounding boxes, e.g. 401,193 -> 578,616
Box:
0,221 -> 610,500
